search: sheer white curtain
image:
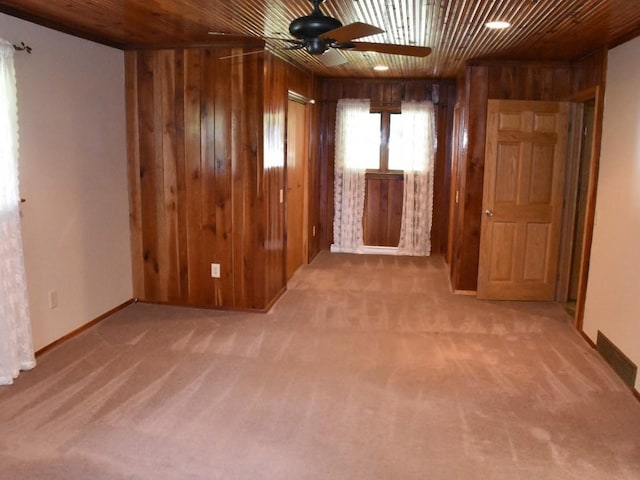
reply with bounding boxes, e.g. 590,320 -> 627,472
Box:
331,99 -> 379,253
390,101 -> 436,256
0,39 -> 36,385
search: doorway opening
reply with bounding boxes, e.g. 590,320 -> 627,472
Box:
285,93 -> 311,282
568,101 -> 595,302
557,98 -> 597,320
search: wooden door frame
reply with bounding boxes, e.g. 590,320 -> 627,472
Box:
446,102 -> 461,266
557,86 -> 606,333
556,102 -> 586,301
285,91 -> 312,280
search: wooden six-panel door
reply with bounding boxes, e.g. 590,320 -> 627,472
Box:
477,100 -> 569,300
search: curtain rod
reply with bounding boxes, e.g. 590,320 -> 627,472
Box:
13,42 -> 32,54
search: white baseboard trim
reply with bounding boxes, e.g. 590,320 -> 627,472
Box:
330,245 -> 399,256
361,246 -> 399,255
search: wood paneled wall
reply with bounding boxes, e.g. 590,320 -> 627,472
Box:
363,174 -> 404,247
127,48 -> 315,310
317,78 -> 456,254
262,53 -> 286,304
307,79 -> 324,261
570,48 -> 608,94
449,51 -> 607,292
263,53 -> 319,299
125,44 -> 605,302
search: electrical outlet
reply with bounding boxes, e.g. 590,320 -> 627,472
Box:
48,290 -> 58,309
211,263 -> 221,278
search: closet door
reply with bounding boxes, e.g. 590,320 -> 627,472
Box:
477,100 -> 569,300
286,98 -> 309,280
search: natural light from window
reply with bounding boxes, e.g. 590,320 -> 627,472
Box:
389,110 -> 429,171
344,112 -> 381,170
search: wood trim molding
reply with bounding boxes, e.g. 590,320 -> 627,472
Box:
135,297 -> 283,314
263,286 -> 288,312
567,87 -> 598,103
579,329 -> 640,404
35,299 -> 135,357
556,102 -> 585,301
579,329 -> 597,349
452,289 -> 477,296
574,82 -> 606,333
365,171 -> 403,180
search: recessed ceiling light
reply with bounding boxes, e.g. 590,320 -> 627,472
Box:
485,20 -> 511,29
374,65 -> 389,71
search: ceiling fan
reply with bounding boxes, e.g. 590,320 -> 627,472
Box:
218,0 -> 432,67
283,0 -> 432,66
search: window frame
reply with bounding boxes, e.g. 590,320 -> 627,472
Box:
367,107 -> 403,175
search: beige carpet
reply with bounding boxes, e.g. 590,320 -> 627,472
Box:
1,252 -> 639,479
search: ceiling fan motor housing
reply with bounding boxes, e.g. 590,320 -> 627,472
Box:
289,4 -> 342,54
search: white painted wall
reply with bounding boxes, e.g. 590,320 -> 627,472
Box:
0,14 -> 132,350
582,35 -> 640,390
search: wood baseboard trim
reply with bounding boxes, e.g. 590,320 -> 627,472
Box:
579,329 -> 597,349
134,292 -> 287,314
35,299 -> 135,357
452,289 -> 477,296
577,328 -> 640,403
264,286 -> 288,312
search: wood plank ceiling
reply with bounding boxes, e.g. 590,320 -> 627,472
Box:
1,0 -> 639,78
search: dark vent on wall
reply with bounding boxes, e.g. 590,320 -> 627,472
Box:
597,331 -> 637,389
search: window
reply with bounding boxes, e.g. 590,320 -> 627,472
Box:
354,108 -> 432,173
333,99 -> 435,256
389,108 -> 431,172
343,111 -> 381,170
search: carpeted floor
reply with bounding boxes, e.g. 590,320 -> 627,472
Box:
1,252 -> 639,479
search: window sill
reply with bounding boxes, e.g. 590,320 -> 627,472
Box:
365,171 -> 403,180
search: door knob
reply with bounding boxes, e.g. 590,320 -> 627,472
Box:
484,209 -> 494,217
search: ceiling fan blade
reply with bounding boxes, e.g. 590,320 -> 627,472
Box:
318,48 -> 348,67
219,49 -> 265,60
263,36 -> 300,44
319,22 -> 384,43
352,42 -> 432,57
